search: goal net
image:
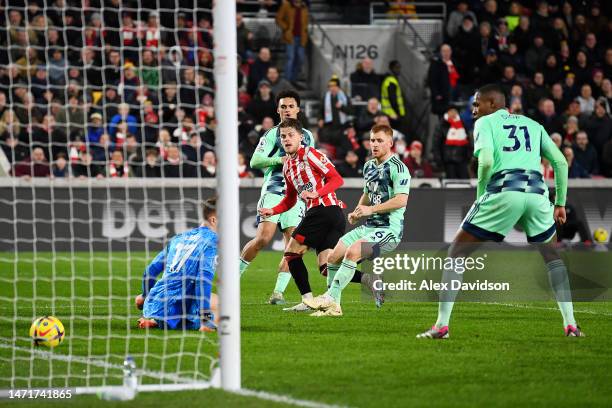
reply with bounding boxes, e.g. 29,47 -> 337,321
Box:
0,0 -> 239,395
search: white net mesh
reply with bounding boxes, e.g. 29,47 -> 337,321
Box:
0,0 -> 223,391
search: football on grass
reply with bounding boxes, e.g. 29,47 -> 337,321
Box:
30,316 -> 65,348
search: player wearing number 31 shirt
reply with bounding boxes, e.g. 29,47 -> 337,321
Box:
259,118 -> 346,312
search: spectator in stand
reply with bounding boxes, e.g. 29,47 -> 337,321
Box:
265,66 -> 294,96
30,115 -> 67,160
576,84 -> 595,116
404,140 -> 433,178
510,16 -> 532,55
446,1 -> 477,39
536,98 -> 564,135
374,114 -> 406,143
526,72 -> 549,115
478,22 -> 498,65
572,50 -> 591,87
592,70 -> 605,99
140,149 -> 161,178
452,15 -> 480,86
179,67 -> 198,114
318,76 -> 351,146
356,97 -> 381,136
90,132 -> 113,163
337,150 -> 363,178
479,0 -> 500,27
247,80 -> 278,124
500,65 -> 519,95
500,42 -> 526,75
238,152 -> 254,178
550,132 -> 563,149
87,113 -> 105,146
108,150 -> 129,178
525,34 -> 550,75
505,1 -> 522,31
182,133 -> 206,171
350,58 -> 381,100
531,1 -> 553,43
380,60 -> 407,135
0,109 -> 24,142
479,49 -> 503,86
573,131 -> 599,176
13,147 -> 50,178
276,0 -> 309,84
161,83 -> 179,125
241,129 -> 262,162
144,11 -> 164,50
428,44 -> 459,116
563,72 -> 579,101
140,50 -> 160,90
201,151 -> 217,178
495,18 -> 510,52
120,63 -> 140,103
162,144 -> 184,178
236,13 -> 254,61
584,98 -> 612,167
247,47 -> 271,95
433,106 -> 469,179
1,134 -> 29,164
563,146 -> 589,178
509,84 -> 526,114
51,152 -> 69,178
108,103 -> 138,139
564,116 -> 580,144
551,83 -> 568,114
543,53 -> 563,86
583,33 -> 602,66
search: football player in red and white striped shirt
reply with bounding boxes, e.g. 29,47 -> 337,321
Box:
259,118 -> 346,311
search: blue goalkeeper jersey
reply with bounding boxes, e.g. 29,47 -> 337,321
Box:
142,226 -> 217,329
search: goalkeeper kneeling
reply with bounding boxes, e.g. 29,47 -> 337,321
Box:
135,198 -> 219,332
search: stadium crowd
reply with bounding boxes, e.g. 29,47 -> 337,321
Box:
427,0 -> 612,178
0,0 -> 610,180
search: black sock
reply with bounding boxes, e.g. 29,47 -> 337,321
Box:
351,270 -> 362,283
287,255 -> 311,295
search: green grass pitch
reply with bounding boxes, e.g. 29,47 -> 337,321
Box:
1,251 -> 611,407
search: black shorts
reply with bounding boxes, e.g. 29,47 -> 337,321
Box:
292,205 -> 346,253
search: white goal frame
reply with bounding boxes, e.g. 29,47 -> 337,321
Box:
0,0 -> 239,397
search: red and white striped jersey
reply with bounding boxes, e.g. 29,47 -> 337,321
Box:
283,146 -> 344,210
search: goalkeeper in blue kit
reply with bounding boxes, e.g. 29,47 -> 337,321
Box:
135,197 -> 219,332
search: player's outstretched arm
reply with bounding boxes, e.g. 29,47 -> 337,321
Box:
541,130 -> 569,224
140,250 -> 166,301
250,130 -> 284,169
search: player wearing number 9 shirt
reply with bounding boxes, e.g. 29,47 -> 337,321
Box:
303,124 -> 411,316
135,197 -> 219,332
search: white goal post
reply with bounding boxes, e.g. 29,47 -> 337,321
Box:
0,0 -> 239,396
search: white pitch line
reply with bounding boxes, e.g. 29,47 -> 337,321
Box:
480,302 -> 612,317
0,343 -> 193,384
0,343 -> 350,408
234,388 -> 350,408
